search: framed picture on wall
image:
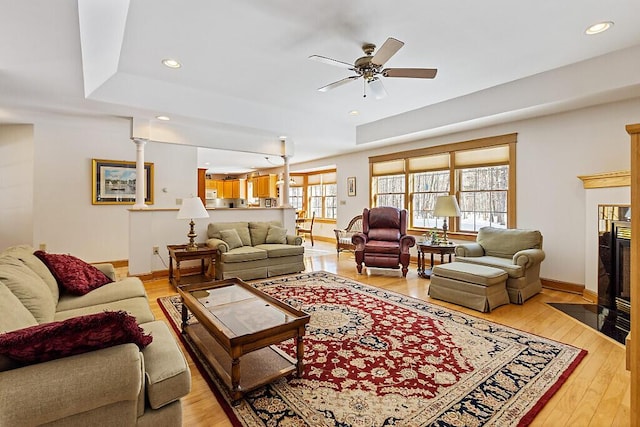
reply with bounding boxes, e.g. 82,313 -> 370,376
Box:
92,159 -> 154,205
347,176 -> 356,197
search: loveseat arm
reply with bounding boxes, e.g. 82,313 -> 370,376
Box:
0,344 -> 143,426
455,243 -> 485,257
206,238 -> 229,253
93,262 -> 117,281
286,235 -> 303,245
513,248 -> 546,268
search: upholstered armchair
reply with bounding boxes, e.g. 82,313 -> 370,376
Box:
454,227 -> 545,304
352,207 -> 416,277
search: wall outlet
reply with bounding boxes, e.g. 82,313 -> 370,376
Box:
152,246 -> 159,255
39,243 -> 47,251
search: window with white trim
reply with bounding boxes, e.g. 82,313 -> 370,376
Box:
369,133 -> 516,234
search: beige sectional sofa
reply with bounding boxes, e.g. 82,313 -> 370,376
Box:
206,221 -> 305,280
0,245 -> 191,426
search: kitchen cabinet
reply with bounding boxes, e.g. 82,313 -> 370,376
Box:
253,174 -> 277,198
207,179 -> 246,198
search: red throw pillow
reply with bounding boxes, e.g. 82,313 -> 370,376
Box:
34,250 -> 113,295
0,311 -> 152,365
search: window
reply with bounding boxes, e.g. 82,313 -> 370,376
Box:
308,183 -> 337,219
458,166 -> 508,231
372,175 -> 405,208
324,184 -> 337,219
369,133 -> 516,233
411,170 -> 450,228
288,186 -> 303,210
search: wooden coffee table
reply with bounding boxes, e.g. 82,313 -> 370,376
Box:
178,278 -> 310,403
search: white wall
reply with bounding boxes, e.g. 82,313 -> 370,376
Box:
30,114 -> 197,263
291,97 -> 640,286
0,124 -> 34,247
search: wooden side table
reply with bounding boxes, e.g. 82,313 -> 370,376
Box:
417,242 -> 456,278
167,244 -> 218,288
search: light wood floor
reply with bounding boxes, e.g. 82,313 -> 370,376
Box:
140,241 -> 630,427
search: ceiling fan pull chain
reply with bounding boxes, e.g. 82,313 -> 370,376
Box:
363,79 -> 367,98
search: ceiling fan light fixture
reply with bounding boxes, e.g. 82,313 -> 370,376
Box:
585,21 -> 613,35
162,58 -> 182,68
155,115 -> 170,121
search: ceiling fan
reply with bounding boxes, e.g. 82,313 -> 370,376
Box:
309,37 -> 437,99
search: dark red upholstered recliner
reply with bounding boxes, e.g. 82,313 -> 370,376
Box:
352,207 -> 416,277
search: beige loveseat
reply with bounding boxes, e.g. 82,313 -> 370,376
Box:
206,221 -> 305,280
0,245 -> 191,426
454,227 -> 545,304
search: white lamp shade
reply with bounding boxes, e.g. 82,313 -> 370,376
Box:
177,197 -> 209,219
434,195 -> 461,217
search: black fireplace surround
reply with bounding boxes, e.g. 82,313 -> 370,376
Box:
549,218 -> 630,345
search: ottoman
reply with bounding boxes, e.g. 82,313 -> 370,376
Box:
428,262 -> 509,312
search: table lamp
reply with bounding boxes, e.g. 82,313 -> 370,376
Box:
176,197 -> 210,251
433,195 -> 461,244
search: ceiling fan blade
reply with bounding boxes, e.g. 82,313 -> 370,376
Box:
318,75 -> 360,92
371,37 -> 404,66
308,55 -> 354,70
382,68 -> 438,79
367,78 -> 388,100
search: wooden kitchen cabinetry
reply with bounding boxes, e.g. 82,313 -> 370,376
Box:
207,179 -> 246,198
251,175 -> 277,198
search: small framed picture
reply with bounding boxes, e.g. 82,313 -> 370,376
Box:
265,199 -> 272,207
347,176 -> 356,197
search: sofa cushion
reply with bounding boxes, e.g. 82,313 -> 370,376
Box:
249,221 -> 281,246
54,296 -> 155,324
456,255 -> 524,278
0,311 -> 152,365
255,244 -> 305,258
0,280 -> 38,333
0,255 -> 56,323
34,251 -> 113,295
477,227 -> 543,258
1,245 -> 59,303
220,246 -> 268,263
208,222 -> 252,246
265,225 -> 287,244
140,321 -> 191,409
55,277 -> 147,312
219,229 -> 244,250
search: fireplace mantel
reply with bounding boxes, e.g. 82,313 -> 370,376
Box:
578,170 -> 630,189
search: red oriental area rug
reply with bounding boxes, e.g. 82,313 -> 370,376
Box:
158,271 -> 586,426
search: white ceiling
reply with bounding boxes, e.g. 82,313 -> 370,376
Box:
2,1 -> 640,173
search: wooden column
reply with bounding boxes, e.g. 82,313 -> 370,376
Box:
197,168 -> 207,206
628,123 -> 640,427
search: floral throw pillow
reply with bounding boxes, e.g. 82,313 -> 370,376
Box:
34,251 -> 112,295
0,311 -> 153,365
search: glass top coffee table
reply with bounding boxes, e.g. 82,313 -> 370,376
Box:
177,278 -> 310,403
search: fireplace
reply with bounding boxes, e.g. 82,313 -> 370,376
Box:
598,217 -> 631,334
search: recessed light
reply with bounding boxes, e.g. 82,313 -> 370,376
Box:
162,58 -> 181,68
349,110 -> 360,116
155,115 -> 170,121
585,21 -> 614,35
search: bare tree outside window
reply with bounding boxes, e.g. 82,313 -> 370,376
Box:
373,174 -> 405,208
411,171 -> 450,228
458,165 -> 508,231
